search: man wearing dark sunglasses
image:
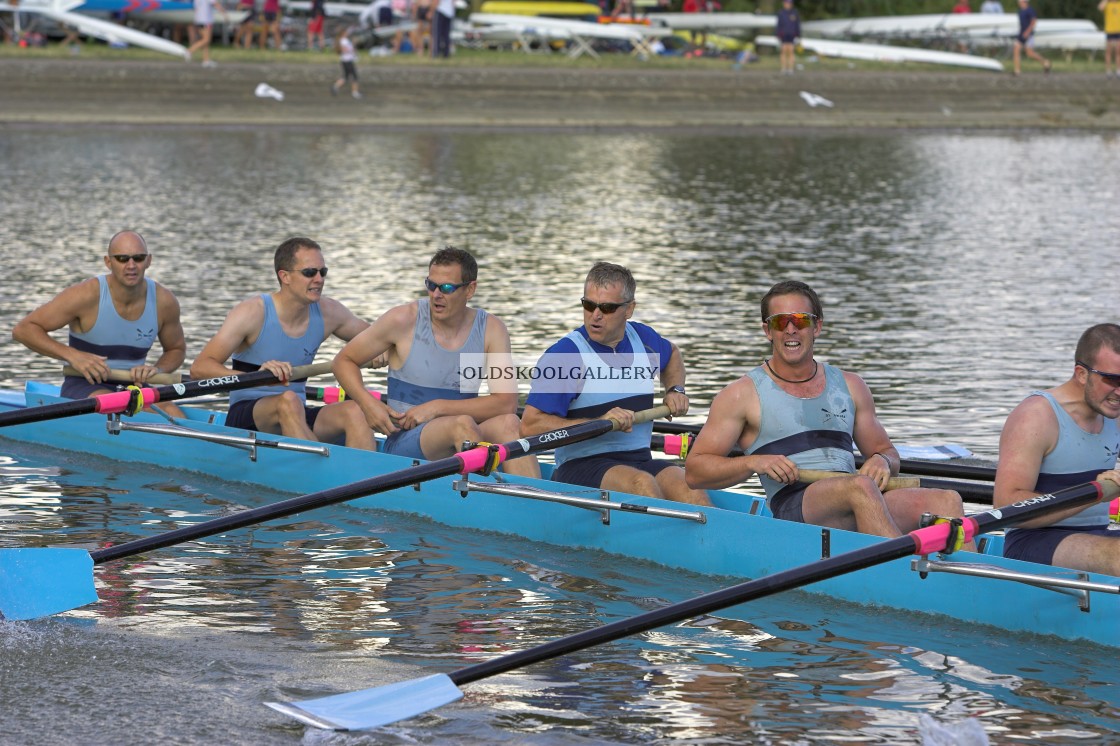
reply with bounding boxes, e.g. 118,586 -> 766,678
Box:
332,246 -> 540,478
520,262 -> 710,506
191,236 -> 376,450
994,324 -> 1120,575
13,230 -> 187,403
686,280 -> 970,544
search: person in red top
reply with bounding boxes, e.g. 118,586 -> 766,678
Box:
952,0 -> 971,12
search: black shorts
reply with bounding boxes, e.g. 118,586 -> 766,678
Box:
263,10 -> 278,22
553,448 -> 674,490
226,398 -> 321,432
341,60 -> 358,81
769,483 -> 809,522
1003,525 -> 1118,565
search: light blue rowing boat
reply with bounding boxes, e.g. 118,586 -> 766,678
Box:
0,383 -> 1117,650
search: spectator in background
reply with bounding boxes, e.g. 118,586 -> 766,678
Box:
980,0 -> 1002,11
952,0 -> 971,12
432,0 -> 453,57
1013,0 -> 1051,75
1101,0 -> 1120,77
331,26 -> 361,98
260,0 -> 283,50
233,0 -> 258,48
775,0 -> 800,75
187,0 -> 226,67
307,0 -> 326,50
412,0 -> 433,55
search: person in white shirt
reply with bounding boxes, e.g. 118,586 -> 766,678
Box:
331,27 -> 362,99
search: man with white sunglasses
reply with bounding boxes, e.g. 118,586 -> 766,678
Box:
192,236 -> 375,450
333,246 -> 540,478
687,280 -> 969,543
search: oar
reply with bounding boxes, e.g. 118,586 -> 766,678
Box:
0,406 -> 669,622
264,478 -> 1120,731
0,361 -> 336,428
63,366 -> 186,385
305,385 -> 381,404
799,469 -> 919,492
650,431 -> 998,483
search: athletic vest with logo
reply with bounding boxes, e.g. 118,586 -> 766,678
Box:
746,363 -> 857,506
386,298 -> 486,413
64,275 -> 158,384
1020,391 -> 1120,528
229,295 -> 323,408
554,323 -> 655,467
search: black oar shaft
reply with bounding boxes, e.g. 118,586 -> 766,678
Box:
447,479 -> 1117,689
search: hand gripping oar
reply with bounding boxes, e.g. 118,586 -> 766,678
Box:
63,366 -> 186,386
0,406 -> 669,622
264,478 -> 1120,731
0,361 -> 336,428
653,427 -> 998,483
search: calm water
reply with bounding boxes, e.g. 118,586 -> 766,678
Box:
0,128 -> 1119,743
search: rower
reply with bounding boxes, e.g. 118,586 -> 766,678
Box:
520,262 -> 711,506
12,230 -> 187,417
190,236 -> 376,450
685,279 -> 972,546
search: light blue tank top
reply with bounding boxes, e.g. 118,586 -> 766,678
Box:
66,275 -> 158,371
386,298 -> 486,412
1021,391 -> 1120,528
228,295 -> 323,407
746,363 -> 857,506
554,323 -> 655,467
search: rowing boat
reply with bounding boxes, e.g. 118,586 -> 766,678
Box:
1,382 -> 1117,648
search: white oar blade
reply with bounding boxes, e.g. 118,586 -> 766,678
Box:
0,548 -> 97,621
265,673 -> 463,731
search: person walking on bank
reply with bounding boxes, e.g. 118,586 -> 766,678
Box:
331,27 -> 362,98
775,0 -> 800,75
1013,0 -> 1051,76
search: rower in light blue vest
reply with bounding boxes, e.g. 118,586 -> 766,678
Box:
331,246 -> 540,479
996,323 -> 1120,574
12,230 -> 186,402
522,262 -> 711,506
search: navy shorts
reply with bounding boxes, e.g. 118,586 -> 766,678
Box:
1109,33 -> 1120,41
382,422 -> 430,459
553,448 -> 674,489
769,483 -> 809,522
226,398 -> 321,432
1003,525 -> 1118,565
60,375 -> 115,399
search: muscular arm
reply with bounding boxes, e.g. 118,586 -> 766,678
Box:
149,285 -> 186,376
320,296 -> 370,343
846,372 -> 897,489
12,279 -> 110,383
684,376 -> 779,490
190,298 -> 274,380
333,305 -> 408,434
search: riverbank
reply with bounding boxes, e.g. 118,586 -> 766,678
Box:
2,53 -> 1119,130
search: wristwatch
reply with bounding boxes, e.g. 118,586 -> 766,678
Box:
666,385 -> 687,396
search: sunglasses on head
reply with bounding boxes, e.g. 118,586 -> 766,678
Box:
765,312 -> 818,331
580,298 -> 631,315
424,278 -> 469,294
110,253 -> 149,264
1077,360 -> 1120,388
294,267 -> 328,278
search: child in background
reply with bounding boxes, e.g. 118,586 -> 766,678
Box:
331,27 -> 362,99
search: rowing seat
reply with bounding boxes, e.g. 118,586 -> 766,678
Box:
975,532 -> 1005,556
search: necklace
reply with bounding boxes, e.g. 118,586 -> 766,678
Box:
765,359 -> 818,384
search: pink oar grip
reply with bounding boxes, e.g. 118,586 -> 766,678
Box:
456,444 -> 509,474
911,518 -> 978,555
663,434 -> 685,456
94,390 -> 138,414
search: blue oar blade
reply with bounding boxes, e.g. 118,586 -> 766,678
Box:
0,548 -> 97,621
265,673 -> 463,731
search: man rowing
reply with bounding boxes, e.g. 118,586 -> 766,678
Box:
12,230 -> 187,406
331,246 -> 540,478
685,280 -> 970,542
520,262 -> 710,506
994,323 -> 1120,575
191,236 -> 376,450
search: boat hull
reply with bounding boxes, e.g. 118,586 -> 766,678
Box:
1,386 -> 1116,649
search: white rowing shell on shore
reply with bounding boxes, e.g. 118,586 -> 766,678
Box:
0,2 -> 188,57
756,35 -> 1004,72
801,13 -> 1098,39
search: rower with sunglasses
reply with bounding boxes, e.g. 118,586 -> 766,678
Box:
191,237 -> 376,450
994,323 -> 1120,575
686,280 -> 971,544
13,230 -> 187,402
520,262 -> 711,506
331,246 -> 540,479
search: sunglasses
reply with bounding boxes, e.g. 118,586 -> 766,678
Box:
1077,360 -> 1120,388
294,267 -> 328,278
109,253 -> 149,264
424,278 -> 469,294
765,312 -> 818,331
580,298 -> 631,315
